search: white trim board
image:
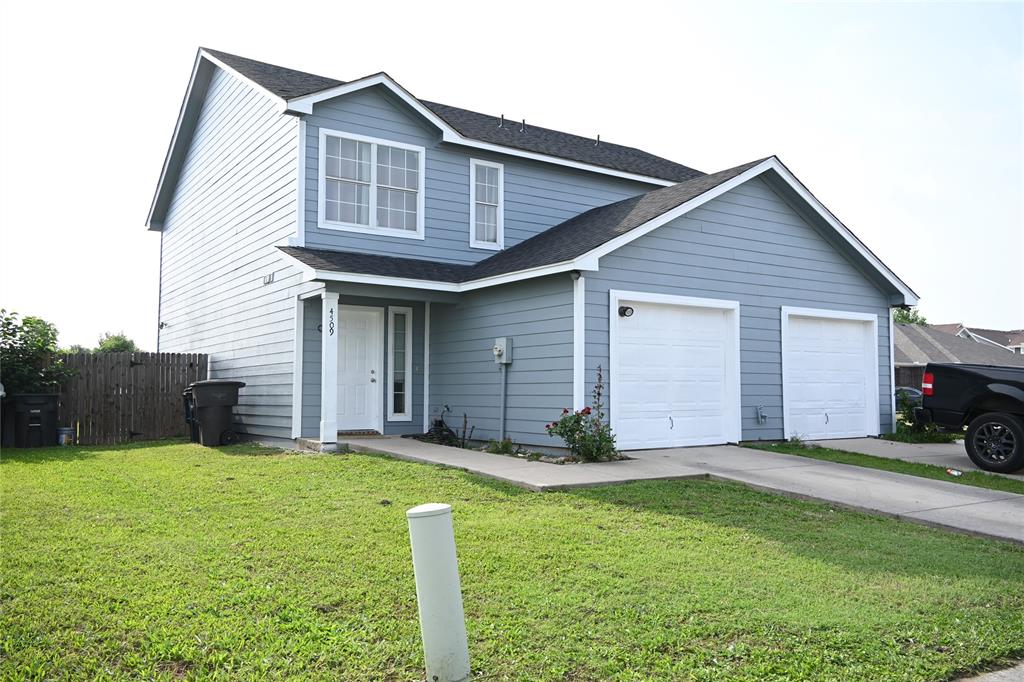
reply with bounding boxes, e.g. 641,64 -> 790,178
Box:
573,274 -> 586,409
608,290 -> 742,449
423,301 -> 431,432
780,306 -> 881,440
291,295 -> 305,438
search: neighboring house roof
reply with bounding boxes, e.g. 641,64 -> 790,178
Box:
281,156 -> 918,305
932,322 -> 1024,350
894,324 -> 1024,367
967,327 -> 1024,348
202,48 -> 703,184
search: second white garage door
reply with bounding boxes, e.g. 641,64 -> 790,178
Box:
782,308 -> 880,440
610,292 -> 741,450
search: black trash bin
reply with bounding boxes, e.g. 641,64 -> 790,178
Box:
12,394 -> 59,448
188,380 -> 246,446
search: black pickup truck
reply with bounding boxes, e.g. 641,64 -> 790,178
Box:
915,363 -> 1024,472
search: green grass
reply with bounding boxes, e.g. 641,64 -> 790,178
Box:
746,441 -> 1024,496
2,442 -> 1023,681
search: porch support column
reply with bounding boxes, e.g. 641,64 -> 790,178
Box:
319,291 -> 340,444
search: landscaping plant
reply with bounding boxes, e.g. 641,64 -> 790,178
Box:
0,309 -> 75,394
885,392 -> 960,443
546,365 -> 618,461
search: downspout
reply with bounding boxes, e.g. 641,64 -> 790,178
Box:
499,363 -> 507,441
156,230 -> 164,353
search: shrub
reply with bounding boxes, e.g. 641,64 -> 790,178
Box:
885,393 -> 960,443
0,310 -> 75,395
486,438 -> 516,455
545,366 -> 618,462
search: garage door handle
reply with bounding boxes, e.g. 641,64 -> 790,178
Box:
669,416 -> 674,430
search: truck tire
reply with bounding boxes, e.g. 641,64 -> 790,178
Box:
965,413 -> 1024,473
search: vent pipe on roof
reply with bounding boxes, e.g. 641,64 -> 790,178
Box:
498,114 -> 504,128
595,134 -> 600,146
520,119 -> 526,133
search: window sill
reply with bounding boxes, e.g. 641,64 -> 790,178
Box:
387,414 -> 413,423
318,220 -> 425,240
470,241 -> 502,251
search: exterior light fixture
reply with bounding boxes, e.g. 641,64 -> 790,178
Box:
618,306 -> 634,318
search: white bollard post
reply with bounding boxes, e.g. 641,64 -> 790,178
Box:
406,503 -> 471,682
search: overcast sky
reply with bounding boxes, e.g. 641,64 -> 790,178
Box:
0,1 -> 1021,349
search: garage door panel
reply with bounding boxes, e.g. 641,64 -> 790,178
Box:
783,311 -> 877,440
614,298 -> 739,450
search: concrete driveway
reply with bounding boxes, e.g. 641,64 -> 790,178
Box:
809,438 -> 1024,481
342,436 -> 1024,544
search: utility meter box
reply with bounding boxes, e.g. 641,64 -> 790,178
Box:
492,337 -> 512,364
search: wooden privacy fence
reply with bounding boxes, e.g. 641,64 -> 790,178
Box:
58,352 -> 208,445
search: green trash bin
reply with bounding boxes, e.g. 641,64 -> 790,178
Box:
188,380 -> 246,446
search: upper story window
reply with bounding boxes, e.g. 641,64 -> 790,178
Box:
469,159 -> 504,250
318,129 -> 425,240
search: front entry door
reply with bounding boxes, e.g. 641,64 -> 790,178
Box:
337,306 -> 384,432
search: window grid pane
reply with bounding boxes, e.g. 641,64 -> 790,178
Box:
473,164 -> 500,244
324,137 -> 421,232
392,313 -> 408,416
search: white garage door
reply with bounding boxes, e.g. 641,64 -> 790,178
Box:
782,309 -> 879,440
612,294 -> 740,450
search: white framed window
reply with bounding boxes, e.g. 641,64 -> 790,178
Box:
387,306 -> 413,421
469,159 -> 503,250
318,128 -> 425,240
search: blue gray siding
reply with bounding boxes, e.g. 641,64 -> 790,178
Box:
301,296 -> 426,438
585,176 -> 894,441
302,86 -> 654,264
157,66 -> 304,439
429,275 -> 574,447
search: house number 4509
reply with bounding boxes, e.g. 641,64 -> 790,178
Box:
328,308 -> 335,336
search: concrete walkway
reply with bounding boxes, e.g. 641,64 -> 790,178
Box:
959,662 -> 1024,681
809,438 -> 1024,480
341,436 -> 1024,544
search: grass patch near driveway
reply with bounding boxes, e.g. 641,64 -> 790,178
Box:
745,441 -> 1024,496
3,441 -> 1023,680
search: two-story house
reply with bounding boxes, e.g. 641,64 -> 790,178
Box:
148,48 -> 918,451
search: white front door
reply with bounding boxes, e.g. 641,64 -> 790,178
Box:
782,310 -> 879,440
612,294 -> 741,450
337,306 -> 384,432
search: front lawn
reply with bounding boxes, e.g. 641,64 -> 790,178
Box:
2,442 -> 1023,680
746,441 -> 1024,496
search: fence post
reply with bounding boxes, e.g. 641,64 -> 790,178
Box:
406,503 -> 470,682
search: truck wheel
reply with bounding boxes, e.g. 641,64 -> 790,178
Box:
965,413 -> 1024,473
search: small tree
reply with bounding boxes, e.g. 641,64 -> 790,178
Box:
0,310 -> 75,394
95,332 -> 138,353
893,308 -> 928,325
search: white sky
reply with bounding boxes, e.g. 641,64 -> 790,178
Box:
1,0 -> 1021,350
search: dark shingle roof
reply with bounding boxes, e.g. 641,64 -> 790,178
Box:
894,324 -> 1024,366
279,247 -> 471,283
203,48 -> 343,99
279,157 -> 764,284
201,48 -> 701,183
